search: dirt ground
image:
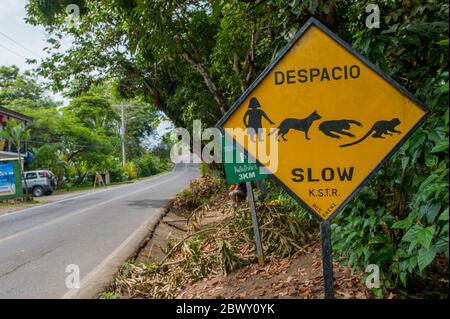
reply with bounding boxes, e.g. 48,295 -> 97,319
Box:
177,243 -> 370,299
117,183 -> 370,299
135,191 -> 233,265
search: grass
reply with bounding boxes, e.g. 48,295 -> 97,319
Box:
98,291 -> 120,299
0,199 -> 40,206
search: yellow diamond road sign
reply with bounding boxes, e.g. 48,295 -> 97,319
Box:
216,17 -> 429,221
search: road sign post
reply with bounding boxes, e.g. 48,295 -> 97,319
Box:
320,221 -> 334,299
216,17 -> 430,298
223,136 -> 267,266
246,181 -> 265,267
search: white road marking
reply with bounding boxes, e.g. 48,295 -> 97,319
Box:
61,212 -> 155,299
0,172 -> 171,219
0,171 -> 184,245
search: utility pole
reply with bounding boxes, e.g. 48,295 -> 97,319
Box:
120,104 -> 126,166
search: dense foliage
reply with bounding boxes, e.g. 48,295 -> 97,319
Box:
0,66 -> 170,186
331,1 -> 449,296
24,0 -> 448,296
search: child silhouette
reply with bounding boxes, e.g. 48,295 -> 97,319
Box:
243,97 -> 275,142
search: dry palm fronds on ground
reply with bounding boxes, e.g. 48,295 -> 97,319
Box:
108,175 -> 316,299
178,244 -> 371,299
166,175 -> 225,216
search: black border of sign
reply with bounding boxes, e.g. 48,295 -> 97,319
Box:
215,16 -> 431,222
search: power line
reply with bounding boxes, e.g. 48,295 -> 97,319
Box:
0,43 -> 26,59
0,31 -> 41,58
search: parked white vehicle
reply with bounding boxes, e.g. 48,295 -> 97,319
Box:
22,170 -> 57,197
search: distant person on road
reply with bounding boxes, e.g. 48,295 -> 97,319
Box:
243,97 -> 275,142
228,182 -> 247,208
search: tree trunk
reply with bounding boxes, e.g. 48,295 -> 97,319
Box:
180,49 -> 228,115
141,79 -> 185,128
121,61 -> 185,127
17,149 -> 30,201
232,19 -> 265,92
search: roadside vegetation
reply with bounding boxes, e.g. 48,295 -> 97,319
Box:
15,0 -> 450,298
102,167 -> 368,299
0,66 -> 173,193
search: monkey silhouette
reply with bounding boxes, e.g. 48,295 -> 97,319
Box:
319,119 -> 362,139
340,118 -> 401,147
270,111 -> 322,141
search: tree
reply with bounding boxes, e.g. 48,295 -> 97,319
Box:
25,0 -> 449,295
330,0 -> 449,295
114,99 -> 161,159
66,95 -> 119,134
0,119 -> 31,200
0,66 -> 56,109
25,1 -> 230,129
6,79 -> 167,186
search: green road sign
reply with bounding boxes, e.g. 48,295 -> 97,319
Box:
222,136 -> 267,184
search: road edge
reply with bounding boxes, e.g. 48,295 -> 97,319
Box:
61,204 -> 171,299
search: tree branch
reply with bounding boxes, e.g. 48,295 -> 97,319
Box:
179,43 -> 228,115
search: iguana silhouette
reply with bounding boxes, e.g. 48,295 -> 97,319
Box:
339,118 -> 401,148
319,119 -> 362,139
269,111 -> 322,141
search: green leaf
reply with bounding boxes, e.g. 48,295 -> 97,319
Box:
402,225 -> 423,242
435,239 -> 449,256
401,156 -> 409,170
417,247 -> 437,271
426,203 -> 441,223
425,153 -> 438,167
431,140 -> 449,153
399,271 -> 408,286
382,214 -> 395,225
416,226 -> 436,249
369,235 -> 387,245
372,288 -> 384,298
392,219 -> 412,229
438,207 -> 449,221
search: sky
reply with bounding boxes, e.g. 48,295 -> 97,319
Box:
0,0 -> 67,104
0,0 -> 45,70
0,0 -> 172,142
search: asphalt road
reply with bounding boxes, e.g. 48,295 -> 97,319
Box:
0,163 -> 198,298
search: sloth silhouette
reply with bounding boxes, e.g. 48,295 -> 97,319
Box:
319,119 -> 362,139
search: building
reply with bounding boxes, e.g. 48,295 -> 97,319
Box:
0,106 -> 33,161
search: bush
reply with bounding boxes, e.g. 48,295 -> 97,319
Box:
66,160 -> 89,184
99,156 -> 127,183
331,3 -> 449,297
123,161 -> 138,180
135,153 -> 166,177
